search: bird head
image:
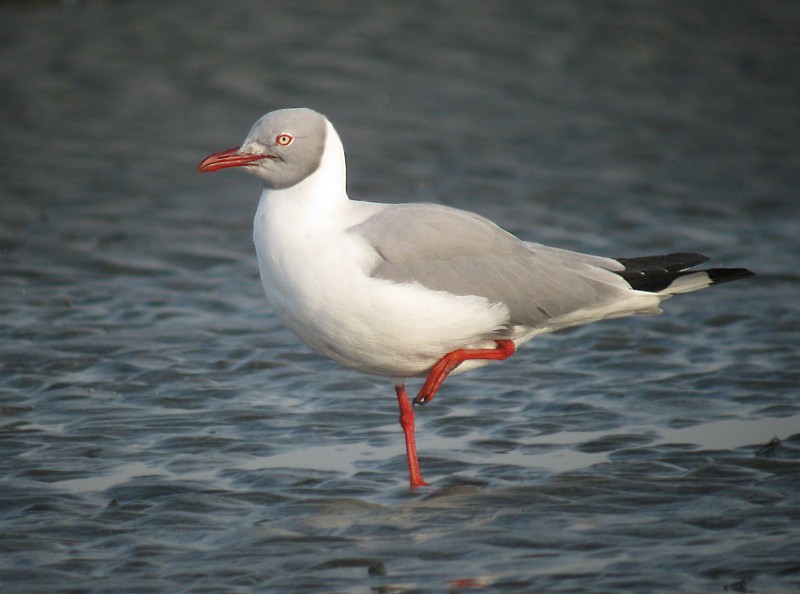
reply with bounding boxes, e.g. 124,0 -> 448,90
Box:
197,108 -> 328,190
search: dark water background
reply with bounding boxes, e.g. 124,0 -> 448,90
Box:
2,1 -> 799,592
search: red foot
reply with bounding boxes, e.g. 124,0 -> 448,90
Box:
395,384 -> 429,488
414,339 -> 516,406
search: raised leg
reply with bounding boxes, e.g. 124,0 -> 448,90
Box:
414,339 -> 516,406
395,383 -> 429,488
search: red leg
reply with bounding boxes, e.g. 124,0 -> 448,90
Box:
395,384 -> 429,488
414,339 -> 516,406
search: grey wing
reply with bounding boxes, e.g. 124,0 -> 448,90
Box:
348,203 -> 633,328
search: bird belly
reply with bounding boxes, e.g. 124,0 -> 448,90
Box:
265,268 -> 512,378
253,197 -> 512,378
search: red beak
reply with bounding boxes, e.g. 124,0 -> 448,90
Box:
196,147 -> 274,172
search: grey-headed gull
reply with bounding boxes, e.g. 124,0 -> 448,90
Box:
198,108 -> 753,488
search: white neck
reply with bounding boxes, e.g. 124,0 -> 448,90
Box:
258,120 -> 349,225
253,119 -> 360,300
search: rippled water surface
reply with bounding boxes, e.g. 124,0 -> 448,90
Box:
2,2 -> 799,592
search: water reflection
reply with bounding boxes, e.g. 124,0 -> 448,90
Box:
49,412 -> 800,495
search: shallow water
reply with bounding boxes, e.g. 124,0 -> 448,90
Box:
2,1 -> 799,592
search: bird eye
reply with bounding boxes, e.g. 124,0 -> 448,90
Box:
275,133 -> 294,146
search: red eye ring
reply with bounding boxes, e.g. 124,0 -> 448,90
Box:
276,133 -> 294,146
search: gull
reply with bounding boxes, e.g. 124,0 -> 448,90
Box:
197,108 -> 752,488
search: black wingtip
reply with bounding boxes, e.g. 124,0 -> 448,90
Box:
616,252 -> 710,273
614,253 -> 754,293
707,268 -> 755,285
